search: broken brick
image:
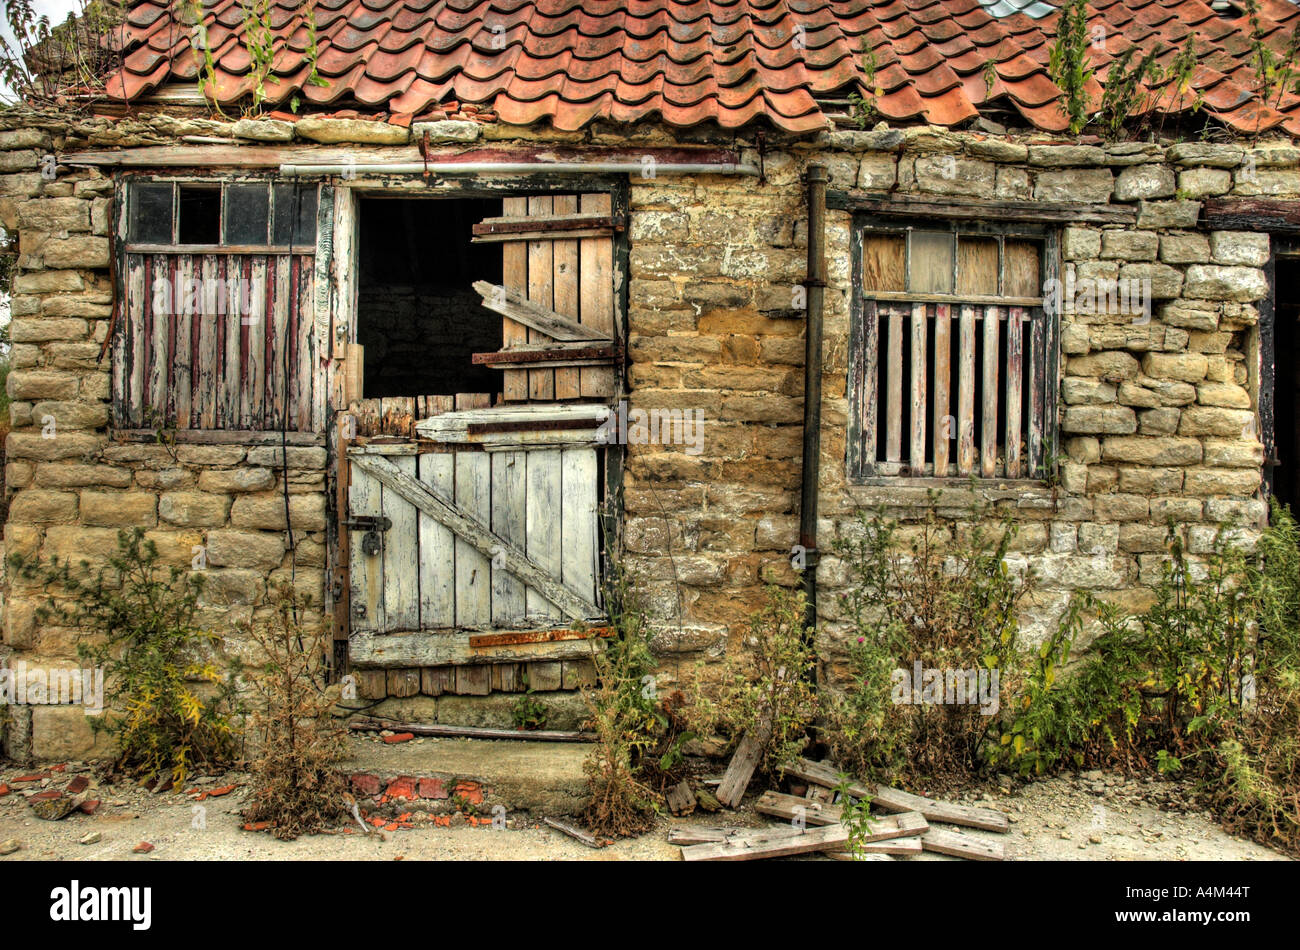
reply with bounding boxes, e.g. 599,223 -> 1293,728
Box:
382,732 -> 415,744
453,780 -> 484,805
385,777 -> 417,801
28,790 -> 62,802
132,842 -> 154,854
208,784 -> 237,797
0,784 -> 10,797
417,777 -> 447,799
65,776 -> 89,795
78,800 -> 100,815
242,822 -> 270,832
351,773 -> 381,797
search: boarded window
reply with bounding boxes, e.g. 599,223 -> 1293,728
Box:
851,225 -> 1054,479
114,179 -> 328,432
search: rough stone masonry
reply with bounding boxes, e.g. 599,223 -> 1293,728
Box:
0,108 -> 1283,758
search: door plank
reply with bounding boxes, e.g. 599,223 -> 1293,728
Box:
382,453 -> 420,630
561,447 -> 599,609
173,254 -> 193,428
1005,306 -> 1025,478
347,457 -> 384,634
527,194 -> 556,400
526,448 -> 563,622
349,452 -> 601,621
932,303 -> 951,476
957,304 -> 976,476
909,301 -> 927,473
501,195 -> 529,402
551,194 -> 581,400
491,450 -> 528,627
418,452 -> 456,630
578,192 -> 615,398
981,305 -> 1000,478
454,451 -> 493,629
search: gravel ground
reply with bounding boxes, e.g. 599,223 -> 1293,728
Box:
0,764 -> 1289,862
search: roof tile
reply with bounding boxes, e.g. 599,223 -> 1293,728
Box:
94,0 -> 1300,136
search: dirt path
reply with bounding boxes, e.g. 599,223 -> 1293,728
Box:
0,767 -> 1288,861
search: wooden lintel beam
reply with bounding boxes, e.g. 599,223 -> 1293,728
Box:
827,189 -> 1137,225
1203,197 -> 1300,232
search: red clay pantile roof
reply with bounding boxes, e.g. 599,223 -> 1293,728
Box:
98,0 -> 1300,135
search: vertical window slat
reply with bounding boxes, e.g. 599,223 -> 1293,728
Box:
932,303 -> 951,477
981,305 -> 1000,478
909,302 -> 927,473
1005,307 -> 1024,478
886,307 -> 904,462
957,304 -> 977,477
861,298 -> 880,474
1028,304 -> 1047,475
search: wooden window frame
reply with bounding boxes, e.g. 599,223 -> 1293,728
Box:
123,176 -> 319,254
847,214 -> 1061,485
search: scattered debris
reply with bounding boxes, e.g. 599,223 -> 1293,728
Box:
79,831 -> 102,846
543,817 -> 609,849
715,729 -> 767,808
673,757 -> 1010,862
694,787 -> 723,813
0,839 -> 20,856
30,793 -> 79,821
78,800 -> 101,816
131,841 -> 154,854
382,732 -> 416,744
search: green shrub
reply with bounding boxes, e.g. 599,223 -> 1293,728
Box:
11,528 -> 239,786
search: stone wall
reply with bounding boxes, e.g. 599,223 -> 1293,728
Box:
0,106 -> 1289,756
620,130 -> 1281,691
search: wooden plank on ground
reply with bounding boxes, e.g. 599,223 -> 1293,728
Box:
680,823 -> 851,862
755,792 -> 929,843
922,827 -> 1005,861
715,728 -> 767,809
544,817 -> 608,848
786,758 -> 1010,832
667,826 -> 805,847
666,781 -> 697,816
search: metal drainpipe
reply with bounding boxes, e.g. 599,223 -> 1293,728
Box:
800,164 -> 828,634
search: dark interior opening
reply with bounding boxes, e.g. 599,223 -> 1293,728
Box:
178,185 -> 220,245
1273,257 -> 1300,511
356,197 -> 502,398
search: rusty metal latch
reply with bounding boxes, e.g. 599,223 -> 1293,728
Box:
342,516 -> 391,556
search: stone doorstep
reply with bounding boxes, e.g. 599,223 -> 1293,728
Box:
339,735 -> 588,820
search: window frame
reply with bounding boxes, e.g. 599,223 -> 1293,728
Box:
847,214 -> 1061,485
125,177 -> 319,253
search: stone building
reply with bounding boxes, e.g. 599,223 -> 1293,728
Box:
1,0 -> 1298,760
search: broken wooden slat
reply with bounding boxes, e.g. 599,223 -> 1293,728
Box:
922,827 -> 1005,861
454,664 -> 491,696
666,781 -> 698,816
1005,306 -> 1024,478
806,785 -> 833,805
909,302 -> 926,472
472,212 -> 622,242
848,835 -> 923,855
787,758 -> 1010,833
957,304 -> 976,476
755,793 -> 929,843
680,823 -> 850,862
472,280 -> 609,343
981,304 -> 1000,478
471,342 -> 620,365
348,717 -> 594,743
715,729 -> 767,809
885,306 -> 903,462
544,817 -> 608,848
825,851 -> 895,861
1028,304 -> 1046,474
667,826 -> 805,846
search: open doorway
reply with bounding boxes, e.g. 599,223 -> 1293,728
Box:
355,196 -> 502,398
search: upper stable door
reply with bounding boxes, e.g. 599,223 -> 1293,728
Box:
342,191 -> 623,658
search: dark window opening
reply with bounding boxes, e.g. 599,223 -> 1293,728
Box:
356,196 -> 502,398
1273,257 -> 1300,510
177,185 -> 221,245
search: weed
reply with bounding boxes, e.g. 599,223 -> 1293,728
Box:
1047,0 -> 1095,135
240,582 -> 349,840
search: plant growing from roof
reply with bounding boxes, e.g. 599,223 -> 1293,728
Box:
1096,45 -> 1163,141
1046,0 -> 1094,136
240,0 -> 278,113
848,40 -> 879,130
